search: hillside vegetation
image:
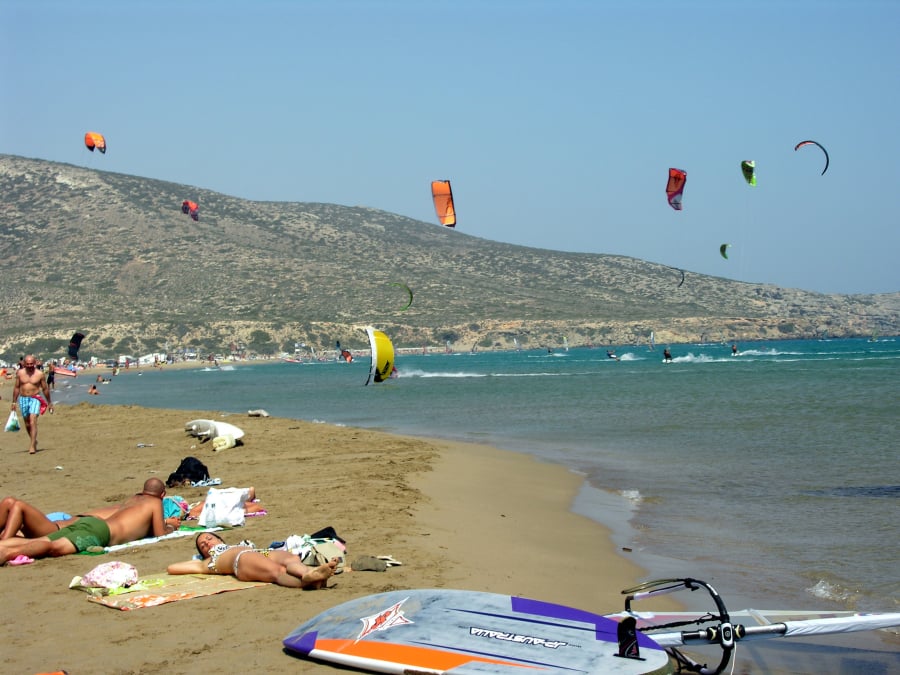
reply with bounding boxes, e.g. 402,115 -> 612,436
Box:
1,155 -> 896,360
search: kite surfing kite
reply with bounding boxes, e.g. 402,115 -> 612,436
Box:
181,200 -> 199,222
666,169 -> 687,210
84,132 -> 106,154
720,244 -> 731,259
794,140 -> 829,175
67,332 -> 85,360
673,267 -> 685,288
390,282 -> 413,311
431,180 -> 456,227
364,326 -> 396,385
741,161 -> 757,186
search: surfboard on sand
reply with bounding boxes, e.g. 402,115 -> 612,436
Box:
283,588 -> 671,674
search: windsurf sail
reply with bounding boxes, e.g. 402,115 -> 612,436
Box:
794,139 -> 829,175
649,331 -> 655,351
609,578 -> 900,675
84,131 -> 106,154
364,327 -> 396,385
741,160 -> 757,186
67,331 -> 85,360
666,168 -> 687,210
431,180 -> 456,227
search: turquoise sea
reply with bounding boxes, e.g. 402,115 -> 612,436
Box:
53,337 -> 898,670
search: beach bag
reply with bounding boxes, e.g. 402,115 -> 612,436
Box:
166,456 -> 209,487
301,539 -> 347,574
5,410 -> 19,432
198,487 -> 250,527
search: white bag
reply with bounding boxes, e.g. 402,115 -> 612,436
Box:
5,410 -> 20,432
197,487 -> 250,527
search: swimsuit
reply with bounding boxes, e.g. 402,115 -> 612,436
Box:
207,543 -> 231,572
207,544 -> 262,575
17,396 -> 41,417
47,516 -> 110,551
233,549 -> 254,576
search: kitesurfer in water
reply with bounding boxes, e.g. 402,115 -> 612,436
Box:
732,344 -> 738,356
663,348 -> 672,363
606,350 -> 620,362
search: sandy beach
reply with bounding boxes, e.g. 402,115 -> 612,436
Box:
0,370 -> 678,675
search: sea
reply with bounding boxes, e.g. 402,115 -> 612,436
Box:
53,336 -> 898,672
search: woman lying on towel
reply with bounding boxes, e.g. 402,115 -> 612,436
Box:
167,532 -> 337,589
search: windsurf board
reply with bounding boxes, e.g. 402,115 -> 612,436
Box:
283,588 -> 672,674
185,419 -> 216,437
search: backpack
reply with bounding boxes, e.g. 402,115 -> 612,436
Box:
166,456 -> 210,487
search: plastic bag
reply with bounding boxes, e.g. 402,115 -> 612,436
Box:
197,487 -> 250,527
5,410 -> 20,432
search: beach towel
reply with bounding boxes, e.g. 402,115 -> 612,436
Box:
101,526 -> 222,553
81,573 -> 268,610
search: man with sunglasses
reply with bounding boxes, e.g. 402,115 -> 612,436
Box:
11,354 -> 53,455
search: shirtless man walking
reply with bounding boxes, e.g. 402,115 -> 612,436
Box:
11,354 -> 53,454
0,478 -> 172,564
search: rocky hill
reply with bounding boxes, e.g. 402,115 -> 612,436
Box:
1,154 -> 896,360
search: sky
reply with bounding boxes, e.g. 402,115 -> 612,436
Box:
2,0 -> 898,295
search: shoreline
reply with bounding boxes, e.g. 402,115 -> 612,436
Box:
0,402 -> 680,674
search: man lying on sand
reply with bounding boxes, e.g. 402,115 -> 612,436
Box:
0,478 -> 179,540
0,479 -> 173,564
167,532 -> 337,589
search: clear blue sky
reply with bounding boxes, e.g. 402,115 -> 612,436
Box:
3,1 -> 898,294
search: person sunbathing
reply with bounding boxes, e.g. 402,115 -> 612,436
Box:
0,478 -> 179,540
1,504 -> 160,564
167,532 -> 337,589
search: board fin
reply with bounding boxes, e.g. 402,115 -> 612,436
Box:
616,616 -> 644,660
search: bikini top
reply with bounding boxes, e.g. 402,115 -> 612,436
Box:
207,543 -> 232,572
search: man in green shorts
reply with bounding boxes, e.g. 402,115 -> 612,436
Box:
46,516 -> 111,551
0,483 -> 168,564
